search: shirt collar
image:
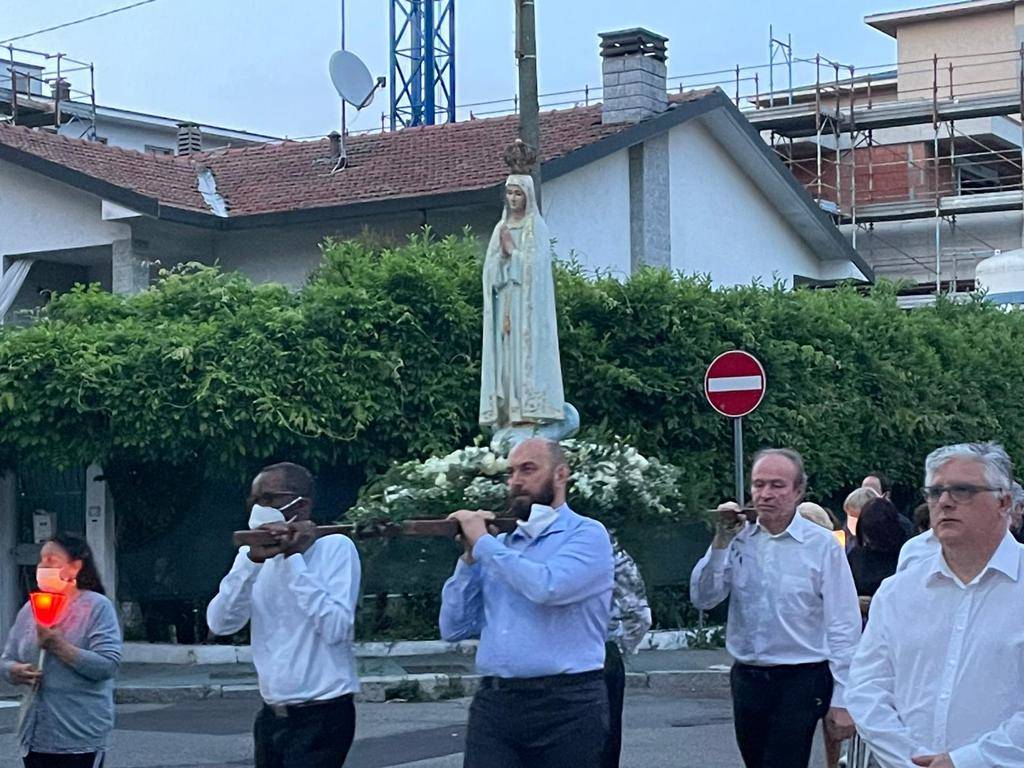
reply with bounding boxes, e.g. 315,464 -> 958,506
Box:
514,502 -> 569,539
930,529 -> 1023,585
753,510 -> 806,542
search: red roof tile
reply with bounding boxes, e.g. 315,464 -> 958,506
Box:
0,90 -> 716,219
0,123 -> 208,212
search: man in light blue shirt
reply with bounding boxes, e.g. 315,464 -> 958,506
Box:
440,437 -> 614,768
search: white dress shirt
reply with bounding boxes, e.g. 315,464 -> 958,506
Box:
206,535 -> 361,705
690,512 -> 862,707
896,529 -> 939,572
847,532 -> 1024,768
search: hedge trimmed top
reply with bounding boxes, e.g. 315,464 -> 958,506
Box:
1,230 -> 1021,507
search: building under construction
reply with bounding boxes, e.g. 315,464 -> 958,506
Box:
740,0 -> 1024,292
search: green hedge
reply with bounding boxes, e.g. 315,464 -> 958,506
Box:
2,229 -> 1023,520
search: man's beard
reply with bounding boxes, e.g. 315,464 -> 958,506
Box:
508,477 -> 556,520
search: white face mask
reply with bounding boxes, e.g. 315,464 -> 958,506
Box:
247,496 -> 304,530
36,567 -> 74,594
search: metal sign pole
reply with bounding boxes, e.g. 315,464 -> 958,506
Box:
733,417 -> 745,507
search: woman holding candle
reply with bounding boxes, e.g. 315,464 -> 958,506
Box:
1,534 -> 122,767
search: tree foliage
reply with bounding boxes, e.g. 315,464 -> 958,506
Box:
2,230 -> 1024,520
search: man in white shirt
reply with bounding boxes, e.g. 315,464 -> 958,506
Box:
847,442 -> 1024,768
690,448 -> 862,768
207,462 -> 361,768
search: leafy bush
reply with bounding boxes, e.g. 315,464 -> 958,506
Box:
3,228 -> 1024,529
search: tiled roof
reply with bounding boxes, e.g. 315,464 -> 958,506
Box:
0,122 -> 208,211
0,90 -> 716,219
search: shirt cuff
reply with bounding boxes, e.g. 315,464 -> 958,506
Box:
453,557 -> 480,576
236,547 -> 263,573
282,553 -> 308,579
708,547 -> 730,566
948,744 -> 986,768
472,534 -> 502,562
829,681 -> 845,709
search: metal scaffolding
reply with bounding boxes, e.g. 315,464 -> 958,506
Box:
0,44 -> 97,138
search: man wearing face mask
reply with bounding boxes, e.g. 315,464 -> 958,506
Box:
206,462 -> 361,768
440,438 -> 615,768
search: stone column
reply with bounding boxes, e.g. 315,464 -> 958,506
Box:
103,239 -> 145,607
629,134 -> 672,272
0,470 -> 18,642
112,239 -> 150,296
85,464 -> 116,606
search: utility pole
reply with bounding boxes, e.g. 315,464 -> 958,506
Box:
514,0 -> 541,210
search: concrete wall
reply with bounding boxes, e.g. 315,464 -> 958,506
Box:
0,160 -> 130,258
544,149 -> 632,278
669,120 -> 823,287
850,210 -> 1024,283
896,10 -> 1019,100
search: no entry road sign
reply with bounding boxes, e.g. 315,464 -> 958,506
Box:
704,351 -> 766,419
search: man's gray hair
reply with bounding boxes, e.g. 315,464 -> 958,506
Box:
752,447 -> 807,490
924,442 -> 1013,490
1012,481 -> 1024,506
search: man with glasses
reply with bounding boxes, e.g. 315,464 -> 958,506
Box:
847,442 -> 1024,768
690,448 -> 862,768
207,462 -> 361,768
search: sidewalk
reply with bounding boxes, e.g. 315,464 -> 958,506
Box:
0,647 -> 732,705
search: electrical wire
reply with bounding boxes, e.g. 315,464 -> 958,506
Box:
1,0 -> 159,45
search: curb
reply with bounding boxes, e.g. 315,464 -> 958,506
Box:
120,629 -> 713,665
109,669 -> 730,705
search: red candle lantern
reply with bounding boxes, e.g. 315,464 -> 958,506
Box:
29,591 -> 67,628
16,591 -> 67,733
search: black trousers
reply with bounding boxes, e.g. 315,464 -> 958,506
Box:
24,753 -> 104,768
464,675 -> 609,768
730,661 -> 832,768
601,642 -> 626,768
254,695 -> 356,768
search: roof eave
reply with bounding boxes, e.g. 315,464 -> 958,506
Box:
0,141 -> 162,218
866,0 -> 1022,37
543,89 -> 872,282
694,97 -> 874,281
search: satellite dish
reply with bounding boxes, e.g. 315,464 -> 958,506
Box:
330,50 -> 376,110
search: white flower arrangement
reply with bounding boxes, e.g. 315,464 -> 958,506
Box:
348,439 -> 688,529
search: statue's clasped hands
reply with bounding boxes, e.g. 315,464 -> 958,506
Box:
499,225 -> 515,258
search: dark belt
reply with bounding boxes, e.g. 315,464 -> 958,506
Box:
479,669 -> 604,691
263,693 -> 353,718
733,660 -> 829,673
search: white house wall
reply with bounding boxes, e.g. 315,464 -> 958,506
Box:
211,212 -> 425,287
0,160 -> 130,259
669,121 -> 823,287
543,149 -> 631,279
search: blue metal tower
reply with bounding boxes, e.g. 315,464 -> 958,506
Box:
389,0 -> 455,130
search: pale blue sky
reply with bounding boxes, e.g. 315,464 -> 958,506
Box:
1,0 -> 925,139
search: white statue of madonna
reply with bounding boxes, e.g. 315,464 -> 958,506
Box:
479,173 -> 578,452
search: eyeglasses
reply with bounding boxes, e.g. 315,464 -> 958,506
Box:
921,484 -> 1004,503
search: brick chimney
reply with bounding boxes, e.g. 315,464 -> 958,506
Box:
599,28 -> 668,124
176,122 -> 202,155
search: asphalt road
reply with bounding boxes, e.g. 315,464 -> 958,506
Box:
0,692 -> 813,767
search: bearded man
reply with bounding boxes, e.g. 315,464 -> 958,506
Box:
439,437 -> 614,768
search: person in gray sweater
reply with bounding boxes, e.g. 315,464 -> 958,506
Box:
1,534 -> 122,768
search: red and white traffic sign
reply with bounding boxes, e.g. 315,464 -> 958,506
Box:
704,351 -> 766,418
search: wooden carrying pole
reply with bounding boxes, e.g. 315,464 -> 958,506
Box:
233,518 -> 520,548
